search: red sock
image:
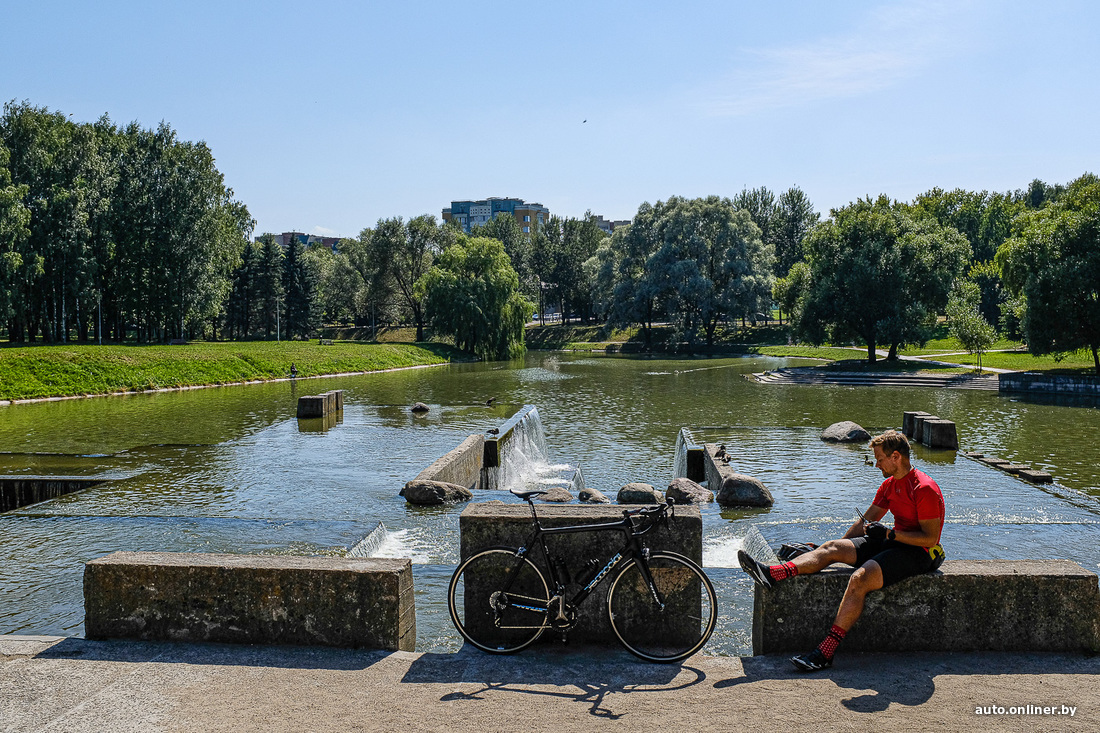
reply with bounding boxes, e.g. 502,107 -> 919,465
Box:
768,561 -> 799,582
816,625 -> 847,660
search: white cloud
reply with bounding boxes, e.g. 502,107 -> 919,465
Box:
311,225 -> 338,236
704,0 -> 981,116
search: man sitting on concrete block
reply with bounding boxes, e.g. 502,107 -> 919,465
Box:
739,430 -> 946,672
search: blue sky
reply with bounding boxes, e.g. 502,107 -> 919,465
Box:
3,0 -> 1097,238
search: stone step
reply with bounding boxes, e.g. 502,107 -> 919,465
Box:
753,371 -> 999,390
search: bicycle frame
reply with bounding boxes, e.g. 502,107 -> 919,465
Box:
496,502 -> 666,628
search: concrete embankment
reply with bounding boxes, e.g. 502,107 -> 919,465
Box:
2,636 -> 1096,732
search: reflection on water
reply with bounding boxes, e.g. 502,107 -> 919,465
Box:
1,353 -> 1099,657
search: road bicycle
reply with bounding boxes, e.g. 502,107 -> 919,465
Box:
447,489 -> 717,663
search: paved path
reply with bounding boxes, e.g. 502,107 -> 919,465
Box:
2,635 -> 1096,732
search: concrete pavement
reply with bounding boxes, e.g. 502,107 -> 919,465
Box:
2,635 -> 1097,732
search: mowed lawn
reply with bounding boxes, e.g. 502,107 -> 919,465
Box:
0,341 -> 467,401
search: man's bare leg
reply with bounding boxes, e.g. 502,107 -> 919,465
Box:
792,560 -> 885,672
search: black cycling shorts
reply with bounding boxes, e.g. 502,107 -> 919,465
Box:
850,537 -> 935,588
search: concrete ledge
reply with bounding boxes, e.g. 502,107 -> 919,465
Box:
753,559 -> 1100,654
459,503 -> 701,644
412,433 -> 484,491
0,476 -> 107,512
84,552 -> 415,650
1000,372 -> 1100,395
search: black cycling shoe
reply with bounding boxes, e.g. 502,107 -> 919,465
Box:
737,550 -> 773,589
790,648 -> 833,672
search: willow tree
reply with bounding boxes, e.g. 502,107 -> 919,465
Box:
418,235 -> 533,360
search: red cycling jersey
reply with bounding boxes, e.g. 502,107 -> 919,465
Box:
872,468 -> 945,544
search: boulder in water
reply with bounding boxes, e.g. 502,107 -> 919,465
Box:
410,402 -> 430,413
716,473 -> 774,507
617,482 -> 662,504
666,477 -> 713,504
578,487 -> 611,504
538,487 -> 573,503
821,421 -> 871,443
402,479 -> 472,505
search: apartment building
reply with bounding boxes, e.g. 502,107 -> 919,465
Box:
442,197 -> 550,234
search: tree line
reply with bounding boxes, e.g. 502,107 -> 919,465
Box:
2,102 -> 1096,371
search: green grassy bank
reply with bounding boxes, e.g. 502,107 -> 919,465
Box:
0,341 -> 468,401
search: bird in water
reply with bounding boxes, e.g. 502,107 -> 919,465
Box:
485,397 -> 496,406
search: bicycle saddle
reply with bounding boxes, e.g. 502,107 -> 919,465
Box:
511,488 -> 548,500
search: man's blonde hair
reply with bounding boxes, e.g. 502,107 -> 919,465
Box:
870,429 -> 910,458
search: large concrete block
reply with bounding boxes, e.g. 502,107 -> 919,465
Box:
752,559 -> 1100,654
84,552 -> 415,651
922,419 -> 958,450
296,395 -> 327,418
902,411 -> 931,438
912,414 -> 939,444
459,503 -> 702,644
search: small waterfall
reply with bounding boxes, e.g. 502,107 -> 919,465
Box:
484,405 -> 583,494
495,406 -> 551,490
345,521 -> 386,558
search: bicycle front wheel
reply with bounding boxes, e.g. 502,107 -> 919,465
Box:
448,547 -> 550,654
607,551 -> 717,663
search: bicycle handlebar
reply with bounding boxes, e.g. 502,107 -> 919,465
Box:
622,501 -> 673,535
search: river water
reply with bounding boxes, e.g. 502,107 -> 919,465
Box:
2,352 -> 1098,656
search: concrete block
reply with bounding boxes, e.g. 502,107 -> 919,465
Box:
324,389 -> 344,411
84,552 -> 415,651
752,559 -> 1100,654
458,503 -> 701,645
902,411 -> 931,438
1001,464 -> 1030,475
922,419 -> 958,450
1018,469 -> 1054,483
296,395 -> 327,418
912,414 -> 939,444
980,457 -> 1011,468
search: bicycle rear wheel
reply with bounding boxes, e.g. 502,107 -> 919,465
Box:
448,547 -> 550,654
607,551 -> 717,662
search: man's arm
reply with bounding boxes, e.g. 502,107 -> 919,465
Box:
890,516 -> 943,548
842,504 -> 887,539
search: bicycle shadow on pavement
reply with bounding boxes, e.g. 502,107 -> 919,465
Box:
402,645 -> 707,720
711,652 -> 1100,713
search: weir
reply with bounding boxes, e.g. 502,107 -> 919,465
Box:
672,428 -> 706,482
481,405 -> 583,494
345,521 -> 387,558
0,476 -> 108,513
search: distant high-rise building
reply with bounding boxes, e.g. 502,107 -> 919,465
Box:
442,197 -> 550,234
592,215 -> 631,235
257,232 -> 344,252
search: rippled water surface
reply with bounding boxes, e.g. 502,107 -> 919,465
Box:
2,353 -> 1098,656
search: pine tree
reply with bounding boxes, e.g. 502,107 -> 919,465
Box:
282,238 -> 319,339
